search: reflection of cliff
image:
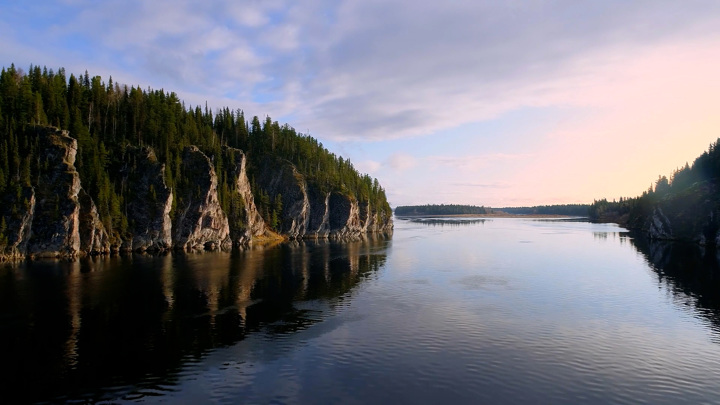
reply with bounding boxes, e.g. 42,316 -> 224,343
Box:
0,236 -> 389,403
629,235 -> 720,334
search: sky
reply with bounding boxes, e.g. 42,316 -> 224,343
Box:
2,0 -> 720,207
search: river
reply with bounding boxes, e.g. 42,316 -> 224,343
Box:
2,217 -> 720,403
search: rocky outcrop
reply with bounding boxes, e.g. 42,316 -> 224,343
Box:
327,193 -> 393,238
225,147 -> 266,245
78,188 -> 111,254
1,126 -> 392,260
307,185 -> 330,238
173,146 -> 231,250
645,207 -> 673,240
328,192 -> 363,238
0,186 -> 35,260
256,156 -> 393,239
641,181 -> 720,245
360,201 -> 393,234
27,127 -> 82,258
124,146 -> 173,251
257,157 -> 310,238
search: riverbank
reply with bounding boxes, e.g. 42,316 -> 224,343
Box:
395,213 -> 582,219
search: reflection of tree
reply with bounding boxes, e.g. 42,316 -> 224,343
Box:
593,232 -> 608,241
405,218 -> 487,227
0,237 -> 389,402
629,235 -> 720,338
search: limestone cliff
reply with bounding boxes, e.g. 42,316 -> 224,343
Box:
327,192 -> 363,238
327,193 -> 393,238
224,147 -> 266,245
0,127 -> 392,260
26,127 -> 82,258
256,157 -> 310,238
78,188 -> 111,254
306,185 -> 331,238
255,156 -> 393,239
360,200 -> 393,234
0,187 -> 35,260
0,127 -> 115,259
173,146 -> 231,250
123,146 -> 173,251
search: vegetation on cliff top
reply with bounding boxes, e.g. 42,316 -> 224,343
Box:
0,63 -> 391,242
589,137 -> 720,230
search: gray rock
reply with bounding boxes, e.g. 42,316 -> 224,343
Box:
2,127 -> 392,259
256,156 -> 310,238
224,147 -> 266,245
646,207 -> 673,240
306,185 -> 330,238
255,156 -> 392,239
27,127 -> 81,258
78,188 -> 111,254
0,186 -> 35,260
124,146 -> 173,251
173,146 -> 231,250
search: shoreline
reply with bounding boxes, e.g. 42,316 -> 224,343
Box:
395,213 -> 584,219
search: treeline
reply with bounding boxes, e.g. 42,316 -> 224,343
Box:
589,137 -> 720,225
394,204 -> 488,216
0,63 -> 391,241
499,204 -> 590,216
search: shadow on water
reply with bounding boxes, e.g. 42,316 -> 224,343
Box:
0,236 -> 389,403
629,235 -> 720,339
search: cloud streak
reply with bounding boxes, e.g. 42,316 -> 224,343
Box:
6,1 -> 720,139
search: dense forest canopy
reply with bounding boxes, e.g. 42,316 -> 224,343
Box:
589,138 -> 720,225
0,64 -> 391,241
395,204 -> 489,216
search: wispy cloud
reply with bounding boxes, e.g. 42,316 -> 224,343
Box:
386,153 -> 418,171
430,153 -> 532,169
6,1 -> 720,141
356,160 -> 381,174
451,182 -> 511,189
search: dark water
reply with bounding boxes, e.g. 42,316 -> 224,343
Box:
3,219 -> 720,403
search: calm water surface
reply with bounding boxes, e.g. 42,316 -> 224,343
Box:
3,218 -> 720,403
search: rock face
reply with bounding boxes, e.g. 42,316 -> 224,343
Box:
225,147 -> 266,245
641,182 -> 720,245
645,207 -> 673,241
124,146 -> 173,251
173,146 -> 231,250
327,192 -> 363,237
256,156 -> 393,239
0,187 -> 35,260
327,193 -> 393,238
307,185 -> 330,238
257,157 -> 310,238
78,188 -> 111,254
27,127 -> 82,258
0,126 -> 392,260
361,201 -> 394,234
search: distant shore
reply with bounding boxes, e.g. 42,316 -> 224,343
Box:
395,213 -> 584,219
